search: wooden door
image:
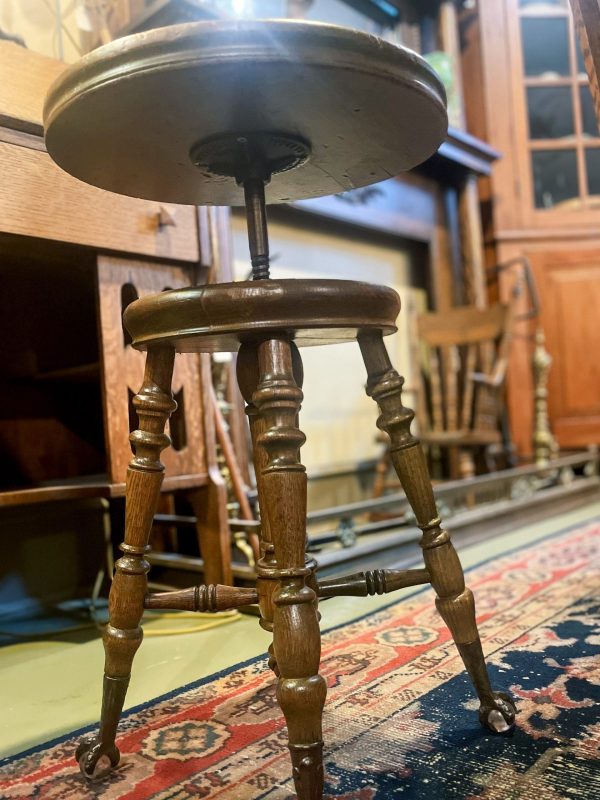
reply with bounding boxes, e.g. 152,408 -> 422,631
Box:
530,246 -> 600,447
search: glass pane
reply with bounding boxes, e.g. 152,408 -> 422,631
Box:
532,149 -> 579,207
580,86 -> 600,137
521,17 -> 570,77
585,149 -> 600,195
527,86 -> 574,138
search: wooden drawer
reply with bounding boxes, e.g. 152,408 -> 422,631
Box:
0,138 -> 199,261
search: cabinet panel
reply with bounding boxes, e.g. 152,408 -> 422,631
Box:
96,256 -> 207,484
0,141 -> 199,261
531,249 -> 600,446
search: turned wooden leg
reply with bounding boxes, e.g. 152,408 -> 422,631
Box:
237,342 -> 307,679
239,338 -> 326,800
359,332 -> 515,734
76,346 -> 176,779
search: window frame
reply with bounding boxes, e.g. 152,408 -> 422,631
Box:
506,0 -> 600,226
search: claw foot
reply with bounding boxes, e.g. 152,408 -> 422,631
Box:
479,692 -> 516,734
76,736 -> 120,781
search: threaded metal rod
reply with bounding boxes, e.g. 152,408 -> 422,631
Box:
244,178 -> 270,280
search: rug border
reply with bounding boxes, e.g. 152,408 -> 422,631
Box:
2,513 -> 597,769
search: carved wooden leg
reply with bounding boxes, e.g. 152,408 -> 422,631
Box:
359,332 -> 515,734
237,342 -> 307,676
239,338 -> 326,799
77,346 -> 176,779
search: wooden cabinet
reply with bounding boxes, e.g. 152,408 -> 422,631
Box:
0,40 -> 199,262
0,40 -> 233,583
0,40 -> 209,496
461,0 -> 600,453
0,139 -> 199,261
530,245 -> 600,445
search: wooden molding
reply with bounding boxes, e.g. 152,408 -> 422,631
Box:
0,41 -> 66,135
570,0 -> 600,126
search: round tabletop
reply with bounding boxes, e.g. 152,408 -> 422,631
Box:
44,20 -> 447,207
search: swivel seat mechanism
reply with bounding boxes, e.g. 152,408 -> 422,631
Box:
191,131 -> 311,280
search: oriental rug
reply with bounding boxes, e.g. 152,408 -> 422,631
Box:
1,519 -> 599,799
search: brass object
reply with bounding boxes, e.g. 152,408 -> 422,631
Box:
43,20 -> 515,798
532,326 -> 559,467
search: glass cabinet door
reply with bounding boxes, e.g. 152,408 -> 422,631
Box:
517,0 -> 600,210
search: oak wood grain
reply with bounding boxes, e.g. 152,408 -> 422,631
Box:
0,41 -> 65,134
96,255 -> 206,484
0,142 -> 199,261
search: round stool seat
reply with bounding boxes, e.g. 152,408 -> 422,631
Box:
123,279 -> 400,353
44,20 -> 447,206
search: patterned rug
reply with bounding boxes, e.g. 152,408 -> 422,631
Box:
1,519 -> 599,799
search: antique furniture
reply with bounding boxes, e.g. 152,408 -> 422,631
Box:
0,40 -> 235,586
532,328 -> 560,467
375,302 -> 515,486
44,21 -> 516,798
461,0 -> 600,454
415,303 -> 514,479
372,254 -> 558,496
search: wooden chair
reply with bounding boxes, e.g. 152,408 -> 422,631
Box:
372,302 -> 514,499
416,303 -> 514,479
44,20 -> 516,799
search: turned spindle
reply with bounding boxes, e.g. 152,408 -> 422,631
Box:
317,568 -> 430,599
144,584 -> 258,612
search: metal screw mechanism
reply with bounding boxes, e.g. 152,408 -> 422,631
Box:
190,131 -> 311,281
243,176 -> 270,280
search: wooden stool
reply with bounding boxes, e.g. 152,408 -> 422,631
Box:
44,20 -> 516,799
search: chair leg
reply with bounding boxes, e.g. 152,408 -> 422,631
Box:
76,346 -> 176,780
237,341 -> 309,682
359,332 -> 516,734
240,337 -> 326,800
